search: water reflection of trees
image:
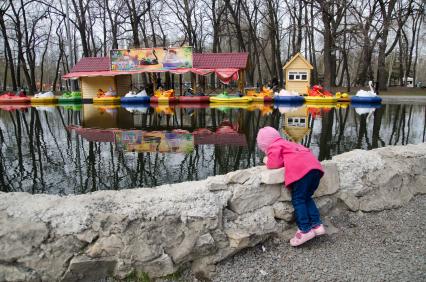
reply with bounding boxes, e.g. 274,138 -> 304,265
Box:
296,104 -> 424,161
0,103 -> 424,194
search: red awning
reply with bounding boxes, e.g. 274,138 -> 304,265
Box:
63,53 -> 247,84
63,68 -> 240,84
63,69 -> 172,79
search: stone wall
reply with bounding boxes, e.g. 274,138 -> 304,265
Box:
1,143 -> 425,281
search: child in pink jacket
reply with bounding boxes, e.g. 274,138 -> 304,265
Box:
257,126 -> 325,246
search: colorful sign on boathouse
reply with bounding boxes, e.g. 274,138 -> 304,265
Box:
110,47 -> 193,72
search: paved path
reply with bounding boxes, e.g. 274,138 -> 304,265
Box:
182,195 -> 426,282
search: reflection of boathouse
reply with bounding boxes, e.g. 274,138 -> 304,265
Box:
283,106 -> 310,143
82,104 -> 134,129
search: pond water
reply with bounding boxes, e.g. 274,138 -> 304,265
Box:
0,102 -> 425,195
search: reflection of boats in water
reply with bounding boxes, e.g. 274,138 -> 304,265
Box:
351,103 -> 382,116
0,104 -> 31,112
93,105 -> 119,114
247,103 -> 274,115
306,103 -> 335,118
122,105 -> 149,114
351,103 -> 382,109
33,105 -> 57,112
58,103 -> 82,111
153,105 -> 175,115
176,103 -> 210,109
275,101 -> 304,114
354,107 -> 376,116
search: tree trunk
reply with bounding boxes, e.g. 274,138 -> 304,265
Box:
40,20 -> 52,92
321,8 -> 334,88
224,0 -> 246,51
71,0 -> 90,57
3,59 -> 7,91
0,12 -> 17,90
412,11 -> 423,85
53,37 -> 64,92
377,0 -> 397,91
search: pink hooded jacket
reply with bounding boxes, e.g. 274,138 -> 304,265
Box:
257,126 -> 323,187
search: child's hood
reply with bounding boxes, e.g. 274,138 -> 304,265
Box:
256,126 -> 282,152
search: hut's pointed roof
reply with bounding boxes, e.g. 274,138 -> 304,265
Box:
283,52 -> 313,70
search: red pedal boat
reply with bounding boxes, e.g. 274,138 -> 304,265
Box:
0,92 -> 31,104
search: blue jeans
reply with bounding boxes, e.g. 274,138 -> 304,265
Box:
291,169 -> 322,233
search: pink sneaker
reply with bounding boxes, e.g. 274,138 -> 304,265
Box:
290,230 -> 315,247
312,224 -> 326,236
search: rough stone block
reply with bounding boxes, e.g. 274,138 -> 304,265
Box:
260,167 -> 285,184
122,239 -> 163,264
272,201 -> 294,222
0,265 -> 38,282
191,233 -> 217,258
338,191 -> 359,211
229,184 -> 281,214
213,190 -> 233,207
62,255 -> 117,282
140,254 -> 176,278
225,230 -> 251,249
225,167 -> 262,185
0,217 -> 48,262
195,233 -> 215,250
332,149 -> 385,194
76,229 -> 98,243
314,161 -> 340,197
315,196 -> 336,215
413,175 -> 426,195
277,186 -> 291,201
359,183 -> 414,212
206,176 -> 228,191
224,206 -> 278,236
86,234 -> 123,258
17,235 -> 85,281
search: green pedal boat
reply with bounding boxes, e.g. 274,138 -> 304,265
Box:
58,91 -> 82,103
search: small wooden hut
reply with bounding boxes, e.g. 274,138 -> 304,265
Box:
283,53 -> 313,95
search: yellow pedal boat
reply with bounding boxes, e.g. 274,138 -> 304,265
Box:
304,96 -> 338,103
242,96 -> 273,102
31,96 -> 58,104
335,92 -> 350,102
210,93 -> 253,103
92,96 -> 121,104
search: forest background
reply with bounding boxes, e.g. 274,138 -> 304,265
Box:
0,0 -> 424,94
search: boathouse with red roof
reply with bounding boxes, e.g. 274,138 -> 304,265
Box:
63,52 -> 249,99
